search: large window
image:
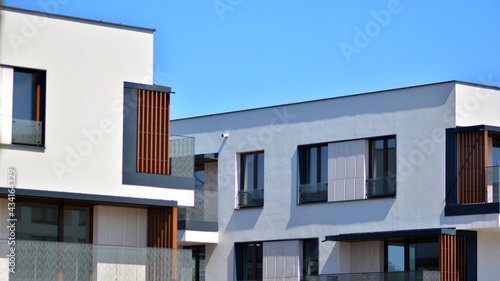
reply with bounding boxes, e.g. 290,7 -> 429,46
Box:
368,136 -> 396,197
386,240 -> 439,272
12,67 -> 46,146
238,151 -> 264,208
235,242 -> 263,281
185,245 -> 206,281
16,202 -> 91,243
298,145 -> 328,203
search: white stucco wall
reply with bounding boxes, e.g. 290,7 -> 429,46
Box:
477,229 -> 500,281
172,82 -> 499,278
0,9 -> 193,206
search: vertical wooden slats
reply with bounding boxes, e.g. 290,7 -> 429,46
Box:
440,235 -> 466,281
147,207 -> 177,248
136,89 -> 171,174
457,131 -> 487,204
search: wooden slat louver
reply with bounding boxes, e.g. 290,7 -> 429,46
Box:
457,130 -> 488,204
137,89 -> 170,174
440,234 -> 466,281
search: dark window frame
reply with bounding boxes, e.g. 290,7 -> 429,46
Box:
238,151 -> 264,208
15,201 -> 93,243
368,136 -> 397,198
298,144 -> 328,203
235,242 -> 263,281
12,67 -> 46,147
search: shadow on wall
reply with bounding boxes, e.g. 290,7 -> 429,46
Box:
227,246 -> 235,281
286,150 -> 396,230
224,206 -> 262,232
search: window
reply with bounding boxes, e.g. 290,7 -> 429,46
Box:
12,67 -> 46,146
15,202 -> 91,243
184,246 -> 206,281
298,145 -> 328,203
235,242 -> 263,281
367,136 -> 396,197
238,151 -> 264,208
386,240 -> 439,272
302,239 -> 319,278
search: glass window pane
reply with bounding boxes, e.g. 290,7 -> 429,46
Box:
320,146 -> 328,184
387,243 -> 405,272
13,71 -> 35,120
409,242 -> 439,271
303,239 -> 319,276
243,154 -> 254,191
492,139 -> 500,166
308,147 -> 318,184
63,206 -> 90,243
257,152 -> 264,190
371,140 -> 384,178
15,203 -> 59,241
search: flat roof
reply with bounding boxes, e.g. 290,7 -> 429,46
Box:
172,80 -> 500,121
1,6 -> 155,33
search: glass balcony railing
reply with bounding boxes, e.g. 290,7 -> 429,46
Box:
299,182 -> 327,203
178,190 -> 218,222
238,189 -> 264,208
170,135 -> 195,178
0,239 -> 191,281
12,119 -> 42,146
486,166 -> 500,203
316,271 -> 440,281
366,176 -> 396,198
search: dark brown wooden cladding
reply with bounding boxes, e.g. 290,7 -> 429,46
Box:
457,130 -> 488,204
147,207 -> 178,249
440,234 -> 466,281
137,89 -> 170,175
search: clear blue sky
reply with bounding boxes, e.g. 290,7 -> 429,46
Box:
4,0 -> 500,119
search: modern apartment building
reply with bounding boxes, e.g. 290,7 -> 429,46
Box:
171,81 -> 500,281
0,6 -> 202,280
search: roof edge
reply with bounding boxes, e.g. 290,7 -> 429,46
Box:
1,6 -> 156,33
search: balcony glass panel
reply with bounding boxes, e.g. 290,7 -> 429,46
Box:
0,240 -> 191,281
299,182 -> 327,203
178,190 -> 218,222
12,119 -> 42,146
316,271 -> 440,281
238,189 -> 264,208
487,166 -> 500,203
366,176 -> 396,198
170,135 -> 195,177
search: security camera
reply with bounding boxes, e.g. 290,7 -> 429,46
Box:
221,133 -> 229,138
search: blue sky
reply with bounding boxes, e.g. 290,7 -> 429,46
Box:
4,0 -> 500,119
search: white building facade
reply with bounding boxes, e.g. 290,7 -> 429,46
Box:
171,81 -> 500,281
0,7 -> 199,280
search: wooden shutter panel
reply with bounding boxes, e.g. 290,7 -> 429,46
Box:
147,207 -> 177,249
457,130 -> 488,204
137,89 -> 170,174
440,234 -> 466,281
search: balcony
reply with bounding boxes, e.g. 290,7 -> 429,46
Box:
12,119 -> 42,146
366,176 -> 396,198
170,135 -> 195,178
299,182 -> 327,203
238,189 -> 264,208
315,271 -> 440,281
0,239 -> 191,281
487,166 -> 500,203
178,190 -> 218,232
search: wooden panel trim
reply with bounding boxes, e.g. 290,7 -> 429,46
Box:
147,207 -> 177,249
457,131 -> 487,204
136,90 -> 170,175
440,234 -> 466,281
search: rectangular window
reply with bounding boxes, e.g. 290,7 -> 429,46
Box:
367,136 -> 396,197
302,239 -> 319,277
235,242 -> 263,281
238,151 -> 264,208
386,240 -> 439,272
298,145 -> 328,203
15,202 -> 91,243
12,67 -> 46,146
